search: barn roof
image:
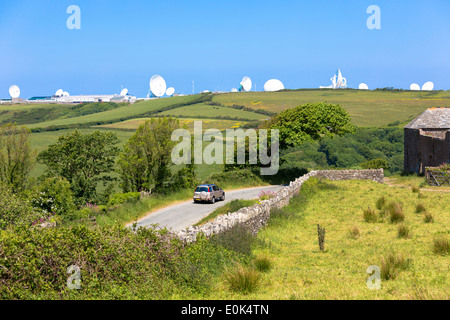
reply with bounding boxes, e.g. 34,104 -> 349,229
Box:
405,107 -> 450,129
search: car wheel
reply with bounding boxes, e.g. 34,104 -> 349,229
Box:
221,193 -> 225,201
210,196 -> 215,204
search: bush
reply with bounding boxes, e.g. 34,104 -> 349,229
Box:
360,158 -> 389,170
107,192 -> 141,207
0,183 -> 36,230
29,177 -> 75,219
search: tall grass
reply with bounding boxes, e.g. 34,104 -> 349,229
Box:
363,207 -> 378,223
380,252 -> 412,280
432,237 -> 449,256
388,202 -> 405,223
223,263 -> 262,294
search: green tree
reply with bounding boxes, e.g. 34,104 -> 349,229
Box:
262,102 -> 355,149
117,117 -> 182,193
0,123 -> 36,192
37,130 -> 120,204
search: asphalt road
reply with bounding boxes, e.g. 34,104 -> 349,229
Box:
129,185 -> 284,232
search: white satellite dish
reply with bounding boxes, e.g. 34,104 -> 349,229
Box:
264,79 -> 284,92
120,88 -> 128,96
231,88 -> 238,93
410,83 -> 421,91
149,75 -> 167,97
62,91 -> 70,97
358,83 -> 369,90
9,85 -> 20,99
55,89 -> 64,97
422,81 -> 434,91
240,76 -> 252,92
166,87 -> 175,96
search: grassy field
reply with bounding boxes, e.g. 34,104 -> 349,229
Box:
212,90 -> 450,127
202,178 -> 449,300
24,95 -> 200,129
157,103 -> 268,121
98,118 -> 255,132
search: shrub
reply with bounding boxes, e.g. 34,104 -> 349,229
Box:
423,212 -> 434,223
348,226 -> 361,239
108,192 -> 141,207
380,252 -> 411,280
223,263 -> 261,294
388,202 -> 404,223
0,183 -> 36,230
254,255 -> 272,273
432,237 -> 449,256
363,207 -> 378,223
360,158 -> 389,170
29,177 -> 75,219
415,203 -> 426,214
397,224 -> 411,239
411,185 -> 420,193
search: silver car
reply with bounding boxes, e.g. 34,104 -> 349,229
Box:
193,184 -> 225,204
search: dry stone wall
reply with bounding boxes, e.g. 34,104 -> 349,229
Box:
176,169 -> 384,243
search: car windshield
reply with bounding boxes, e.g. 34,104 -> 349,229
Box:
195,186 -> 209,192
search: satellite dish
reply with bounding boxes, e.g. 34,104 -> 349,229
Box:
358,83 -> 369,90
231,88 -> 238,93
55,89 -> 64,97
120,88 -> 128,96
62,91 -> 70,97
240,76 -> 252,92
166,87 -> 175,96
149,75 -> 167,97
422,81 -> 434,91
9,85 -> 20,99
410,83 -> 421,91
264,79 -> 284,92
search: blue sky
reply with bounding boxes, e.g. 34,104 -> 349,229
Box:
1,0 -> 450,98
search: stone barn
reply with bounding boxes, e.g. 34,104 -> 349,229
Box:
404,107 -> 450,174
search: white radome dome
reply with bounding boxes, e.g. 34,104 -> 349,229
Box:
264,79 -> 284,92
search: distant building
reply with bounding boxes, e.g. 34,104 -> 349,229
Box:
404,107 -> 450,174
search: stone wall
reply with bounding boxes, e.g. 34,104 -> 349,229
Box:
176,169 -> 384,243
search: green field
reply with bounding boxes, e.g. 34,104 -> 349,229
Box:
158,103 -> 268,121
202,179 -> 450,300
212,90 -> 450,127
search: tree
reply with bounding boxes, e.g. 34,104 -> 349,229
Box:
0,123 -> 36,192
117,117 -> 182,193
37,130 -> 119,203
262,102 -> 355,149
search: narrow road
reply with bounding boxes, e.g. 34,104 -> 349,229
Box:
129,185 -> 284,232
